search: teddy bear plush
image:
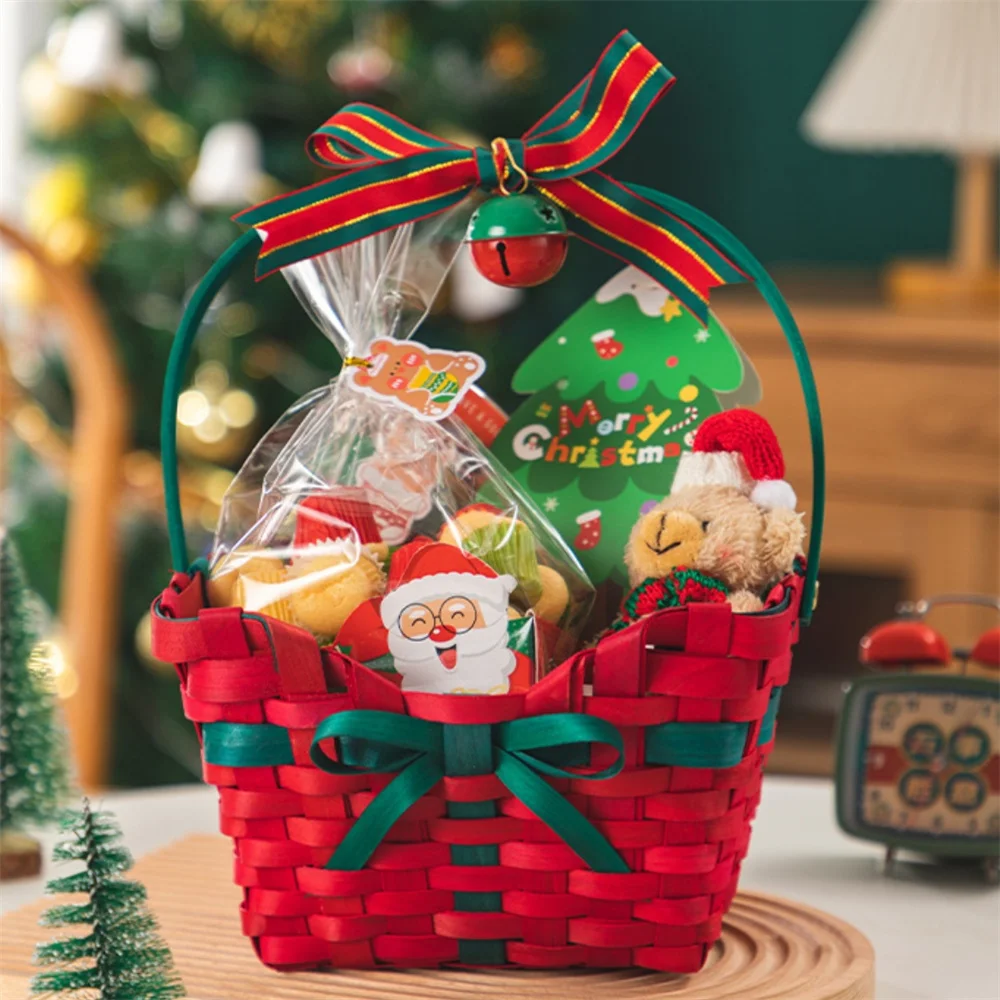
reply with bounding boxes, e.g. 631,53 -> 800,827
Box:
612,409 -> 805,630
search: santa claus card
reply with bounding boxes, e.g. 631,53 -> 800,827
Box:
337,542 -> 537,695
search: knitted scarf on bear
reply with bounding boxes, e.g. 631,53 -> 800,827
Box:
610,566 -> 728,632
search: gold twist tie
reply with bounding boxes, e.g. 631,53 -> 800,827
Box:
342,356 -> 372,368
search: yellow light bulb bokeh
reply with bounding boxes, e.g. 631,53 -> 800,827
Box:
218,389 -> 256,429
20,56 -> 90,138
1,251 -> 46,309
177,389 -> 212,427
25,161 -> 89,238
176,363 -> 258,463
28,636 -> 78,701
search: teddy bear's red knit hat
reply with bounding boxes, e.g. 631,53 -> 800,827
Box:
670,409 -> 797,509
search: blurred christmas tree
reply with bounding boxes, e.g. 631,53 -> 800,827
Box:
32,799 -> 184,999
0,532 -> 72,878
6,0 -> 552,785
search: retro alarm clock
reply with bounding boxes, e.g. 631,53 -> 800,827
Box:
835,594 -> 1000,882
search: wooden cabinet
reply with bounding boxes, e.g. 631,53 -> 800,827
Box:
714,275 -> 999,772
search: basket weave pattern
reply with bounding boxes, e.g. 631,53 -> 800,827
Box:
152,569 -> 801,973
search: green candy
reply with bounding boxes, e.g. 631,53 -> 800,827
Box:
463,519 -> 543,605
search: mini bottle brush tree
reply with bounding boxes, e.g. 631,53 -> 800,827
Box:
0,532 -> 71,879
32,799 -> 185,1000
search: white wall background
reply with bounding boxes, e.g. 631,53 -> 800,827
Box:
0,1 -> 57,218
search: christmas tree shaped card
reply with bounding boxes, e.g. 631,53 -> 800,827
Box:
492,266 -> 761,585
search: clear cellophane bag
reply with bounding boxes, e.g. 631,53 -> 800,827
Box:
208,212 -> 593,694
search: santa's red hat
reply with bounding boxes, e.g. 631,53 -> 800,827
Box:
380,541 -> 516,627
670,409 -> 796,510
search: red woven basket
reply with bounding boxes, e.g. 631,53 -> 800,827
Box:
151,111 -> 824,971
152,568 -> 802,972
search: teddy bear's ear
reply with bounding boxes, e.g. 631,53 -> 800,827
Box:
760,507 -> 806,577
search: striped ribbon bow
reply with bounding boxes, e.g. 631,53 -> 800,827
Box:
235,30 -> 747,321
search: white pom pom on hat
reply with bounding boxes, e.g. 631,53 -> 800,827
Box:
749,478 -> 797,511
670,409 -> 797,510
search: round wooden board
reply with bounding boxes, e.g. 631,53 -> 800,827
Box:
0,835 -> 874,1000
297,893 -> 876,1000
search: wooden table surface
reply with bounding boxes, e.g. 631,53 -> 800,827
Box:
1,777 -> 997,1000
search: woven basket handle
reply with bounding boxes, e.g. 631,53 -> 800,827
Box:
161,220 -> 825,625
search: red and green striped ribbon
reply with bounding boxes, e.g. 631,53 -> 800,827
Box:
234,30 -> 746,321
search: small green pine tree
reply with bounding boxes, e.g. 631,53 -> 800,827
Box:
32,800 -> 185,999
0,532 -> 71,832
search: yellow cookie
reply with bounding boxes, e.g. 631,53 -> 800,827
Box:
233,556 -> 295,624
532,565 -> 570,624
207,551 -> 278,608
206,567 -> 237,608
288,553 -> 386,638
364,542 -> 390,566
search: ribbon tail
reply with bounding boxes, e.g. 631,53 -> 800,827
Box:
325,755 -> 442,871
524,75 -> 589,141
310,103 -> 465,167
540,174 -> 746,323
495,749 -> 628,874
524,31 -> 673,177
235,150 -> 477,279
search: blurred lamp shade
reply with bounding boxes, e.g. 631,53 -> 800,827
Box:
803,0 -> 1000,306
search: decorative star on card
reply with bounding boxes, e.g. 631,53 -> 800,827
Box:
544,497 -> 559,512
694,328 -> 711,343
660,297 -> 683,322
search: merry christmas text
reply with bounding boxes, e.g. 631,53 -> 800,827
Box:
511,401 -> 691,468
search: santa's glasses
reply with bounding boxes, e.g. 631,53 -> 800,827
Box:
398,597 -> 478,641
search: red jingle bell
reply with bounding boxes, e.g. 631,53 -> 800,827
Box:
467,193 -> 568,288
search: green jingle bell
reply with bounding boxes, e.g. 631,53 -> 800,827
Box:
467,193 -> 568,288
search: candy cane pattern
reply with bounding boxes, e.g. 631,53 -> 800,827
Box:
661,405 -> 699,437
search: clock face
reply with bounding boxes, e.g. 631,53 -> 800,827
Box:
837,675 -> 1000,853
861,691 -> 999,838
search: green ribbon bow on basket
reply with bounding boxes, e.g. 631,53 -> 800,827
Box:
310,710 -> 629,874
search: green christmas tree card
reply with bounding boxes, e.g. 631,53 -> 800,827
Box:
492,266 -> 761,585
